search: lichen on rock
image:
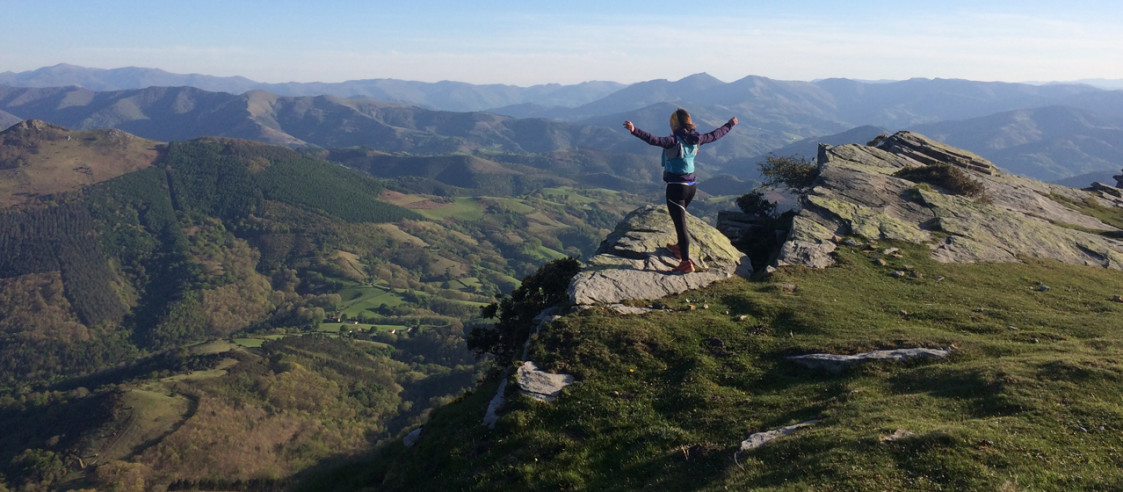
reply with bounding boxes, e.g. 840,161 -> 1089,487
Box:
777,131 -> 1123,269
568,205 -> 751,306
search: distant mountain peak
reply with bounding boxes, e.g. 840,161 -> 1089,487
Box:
2,118 -> 70,139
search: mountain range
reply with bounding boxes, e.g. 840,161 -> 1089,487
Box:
3,64 -> 1123,489
3,65 -> 1123,184
0,63 -> 625,112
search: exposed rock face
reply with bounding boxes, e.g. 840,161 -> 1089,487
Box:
1115,169 -> 1123,189
779,131 -> 1123,269
568,205 -> 751,306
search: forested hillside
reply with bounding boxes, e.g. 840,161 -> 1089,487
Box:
0,123 -> 648,490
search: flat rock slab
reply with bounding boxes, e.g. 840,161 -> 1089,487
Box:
570,266 -> 744,306
569,205 -> 751,305
517,361 -> 574,402
788,347 -> 951,373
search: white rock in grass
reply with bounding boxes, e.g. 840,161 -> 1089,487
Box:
517,361 -> 574,402
787,347 -> 951,373
735,419 -> 819,461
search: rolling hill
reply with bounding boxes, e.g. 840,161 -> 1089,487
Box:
0,122 -> 650,490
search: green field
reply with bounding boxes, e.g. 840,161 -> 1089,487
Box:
413,197 -> 485,221
319,322 -> 404,334
338,284 -> 407,316
233,335 -> 284,348
89,388 -> 193,464
533,245 -> 569,261
452,277 -> 482,289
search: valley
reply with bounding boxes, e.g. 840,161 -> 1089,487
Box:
0,121 -> 655,490
1,66 -> 1123,490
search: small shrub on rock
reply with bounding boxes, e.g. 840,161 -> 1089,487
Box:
893,164 -> 986,198
736,190 -> 777,217
760,154 -> 819,189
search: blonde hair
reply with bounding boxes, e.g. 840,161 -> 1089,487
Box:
669,108 -> 696,132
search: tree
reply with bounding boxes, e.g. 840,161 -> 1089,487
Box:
9,448 -> 65,488
759,153 -> 818,189
467,258 -> 580,362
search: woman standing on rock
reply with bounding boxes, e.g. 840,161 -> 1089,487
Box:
624,109 -> 737,273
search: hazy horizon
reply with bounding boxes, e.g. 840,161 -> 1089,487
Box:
3,1 -> 1123,86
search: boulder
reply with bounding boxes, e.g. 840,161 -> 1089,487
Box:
777,131 -> 1123,269
568,205 -> 751,306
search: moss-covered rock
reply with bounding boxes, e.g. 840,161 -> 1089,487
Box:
779,131 -> 1123,269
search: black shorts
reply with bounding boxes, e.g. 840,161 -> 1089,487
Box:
666,182 -> 697,207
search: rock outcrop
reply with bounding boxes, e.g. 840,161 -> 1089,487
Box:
778,131 -> 1123,269
568,205 -> 751,306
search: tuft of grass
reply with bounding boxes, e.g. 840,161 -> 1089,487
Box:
894,165 -> 986,198
351,240 -> 1123,490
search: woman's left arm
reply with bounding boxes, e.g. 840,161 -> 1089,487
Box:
699,117 -> 738,144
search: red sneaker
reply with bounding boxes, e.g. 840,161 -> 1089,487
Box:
674,259 -> 694,273
667,243 -> 681,259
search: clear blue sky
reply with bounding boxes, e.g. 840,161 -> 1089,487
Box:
3,0 -> 1121,86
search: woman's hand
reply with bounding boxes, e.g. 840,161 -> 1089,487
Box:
728,117 -> 738,126
623,121 -> 635,133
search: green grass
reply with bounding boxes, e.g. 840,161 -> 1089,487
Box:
318,322 -> 402,334
541,187 -> 599,205
412,197 -> 485,221
233,337 -> 266,348
1050,193 -> 1123,231
534,245 -> 569,261
347,240 -> 1123,491
233,335 -> 284,348
452,277 -> 482,289
338,284 -> 407,316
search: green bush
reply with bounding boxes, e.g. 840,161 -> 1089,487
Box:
893,164 -> 986,197
759,154 -> 819,189
467,257 -> 580,362
735,190 -> 776,217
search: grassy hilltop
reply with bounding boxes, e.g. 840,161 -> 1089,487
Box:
329,239 -> 1123,491
313,141 -> 1123,490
